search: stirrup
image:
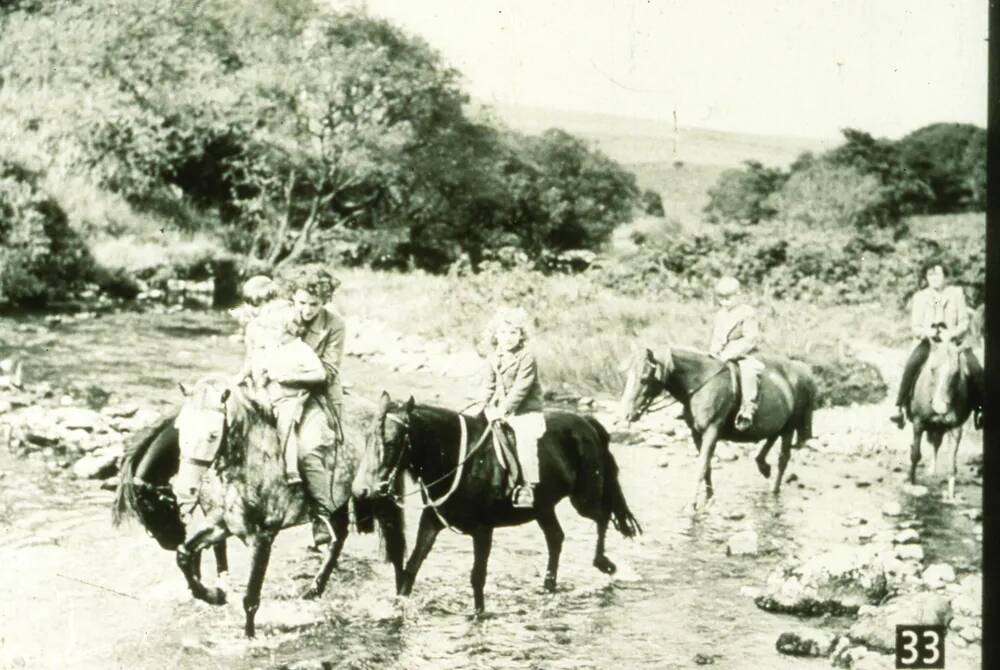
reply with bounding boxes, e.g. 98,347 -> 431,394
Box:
974,408 -> 984,430
734,411 -> 754,431
512,485 -> 534,509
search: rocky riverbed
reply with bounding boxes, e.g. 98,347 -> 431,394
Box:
0,309 -> 983,669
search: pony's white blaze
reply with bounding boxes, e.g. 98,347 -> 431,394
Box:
932,348 -> 960,417
619,357 -> 642,422
175,405 -> 226,461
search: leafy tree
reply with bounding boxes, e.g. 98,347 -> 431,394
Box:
770,162 -> 887,230
0,159 -> 94,307
897,123 -> 986,213
704,160 -> 786,224
824,128 -> 933,224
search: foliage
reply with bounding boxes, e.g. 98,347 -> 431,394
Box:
0,159 -> 95,307
897,123 -> 986,213
807,350 -> 888,408
704,160 -> 785,224
769,162 -> 887,230
640,189 -> 665,216
0,0 -> 639,275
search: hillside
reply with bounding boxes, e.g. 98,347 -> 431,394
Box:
470,100 -> 836,169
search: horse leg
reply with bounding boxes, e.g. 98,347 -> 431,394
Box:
213,542 -> 229,579
535,506 -> 564,592
176,523 -> 230,606
772,432 -> 793,495
755,437 -> 777,479
947,427 -> 963,502
909,424 -> 923,485
303,506 -> 350,600
243,530 -> 277,639
398,508 -> 444,597
592,514 -> 616,575
691,426 -> 719,511
470,527 -> 494,614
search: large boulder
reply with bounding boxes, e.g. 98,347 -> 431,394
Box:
71,445 -> 122,479
848,592 -> 951,653
754,546 -> 889,616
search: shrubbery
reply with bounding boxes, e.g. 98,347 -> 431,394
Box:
0,160 -> 95,308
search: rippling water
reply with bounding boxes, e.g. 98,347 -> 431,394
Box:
0,311 -> 982,669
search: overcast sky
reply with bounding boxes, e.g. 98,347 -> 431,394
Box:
360,0 -> 987,139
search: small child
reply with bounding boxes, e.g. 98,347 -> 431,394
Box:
480,307 -> 546,508
244,305 -> 326,483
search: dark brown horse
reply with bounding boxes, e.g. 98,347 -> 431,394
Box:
113,375 -> 404,637
906,339 -> 972,499
352,392 -> 641,613
620,347 -> 817,510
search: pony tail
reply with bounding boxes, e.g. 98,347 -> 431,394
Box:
586,415 -> 643,538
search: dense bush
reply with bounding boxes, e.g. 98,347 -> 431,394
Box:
806,348 -> 888,408
897,123 -> 986,213
704,160 -> 785,224
0,160 -> 95,307
769,163 -> 888,230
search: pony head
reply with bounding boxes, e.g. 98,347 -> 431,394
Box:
620,347 -> 671,423
175,375 -> 233,464
930,342 -> 962,417
353,390 -> 414,500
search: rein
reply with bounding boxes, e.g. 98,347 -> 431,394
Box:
380,412 -> 494,510
639,356 -> 728,416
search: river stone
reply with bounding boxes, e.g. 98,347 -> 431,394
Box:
72,450 -> 119,479
893,528 -> 920,545
754,546 -> 889,616
52,407 -> 104,431
850,593 -> 951,654
901,483 -> 929,497
949,574 -> 981,618
25,427 -> 61,447
775,629 -> 835,657
921,563 -> 956,589
726,530 -> 759,556
881,502 -> 904,517
101,403 -> 139,419
894,544 -> 924,561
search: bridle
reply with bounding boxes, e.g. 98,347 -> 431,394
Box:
629,352 -> 729,419
374,412 -> 410,501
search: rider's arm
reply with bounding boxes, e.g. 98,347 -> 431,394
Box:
317,312 -> 346,387
910,291 -> 933,339
941,287 -> 970,342
502,351 -> 538,416
480,357 -> 497,410
718,307 -> 759,360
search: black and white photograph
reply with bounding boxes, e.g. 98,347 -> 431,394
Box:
0,1 -> 987,668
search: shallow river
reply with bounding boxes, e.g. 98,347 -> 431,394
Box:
0,310 -> 982,669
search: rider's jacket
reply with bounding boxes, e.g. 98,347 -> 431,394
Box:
710,303 -> 760,361
481,346 -> 544,416
910,286 -> 969,344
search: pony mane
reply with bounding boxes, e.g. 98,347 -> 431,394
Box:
181,374 -> 265,448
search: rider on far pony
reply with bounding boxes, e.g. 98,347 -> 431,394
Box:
479,307 -> 546,509
890,262 -> 984,430
709,276 -> 763,431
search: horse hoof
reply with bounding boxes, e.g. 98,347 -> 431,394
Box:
593,557 -> 617,575
756,460 -> 772,479
301,585 -> 321,600
544,576 -> 557,593
204,587 -> 227,606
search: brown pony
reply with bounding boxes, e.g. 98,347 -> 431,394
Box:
906,339 -> 972,499
620,347 -> 817,510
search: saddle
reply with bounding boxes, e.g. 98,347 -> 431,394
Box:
489,420 -> 523,496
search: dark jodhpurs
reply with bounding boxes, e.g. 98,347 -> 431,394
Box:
895,339 -> 984,411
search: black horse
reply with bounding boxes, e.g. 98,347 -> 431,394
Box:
352,392 -> 641,613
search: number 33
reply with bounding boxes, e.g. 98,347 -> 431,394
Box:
899,629 -> 941,666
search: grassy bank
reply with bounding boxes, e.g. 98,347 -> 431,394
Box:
334,266 -> 902,404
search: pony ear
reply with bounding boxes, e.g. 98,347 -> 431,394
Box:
644,347 -> 654,361
405,396 -> 416,414
378,390 -> 391,415
220,388 -> 231,404
178,382 -> 190,397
